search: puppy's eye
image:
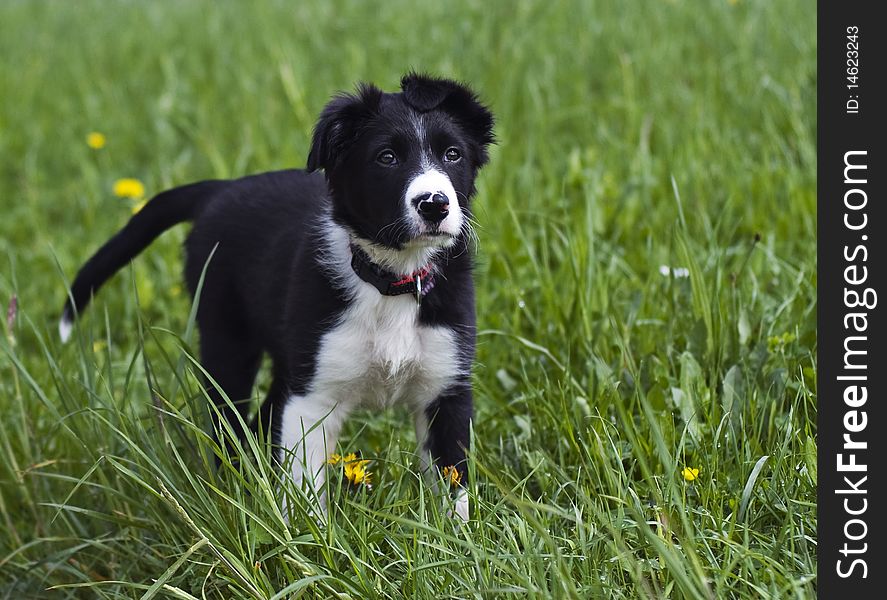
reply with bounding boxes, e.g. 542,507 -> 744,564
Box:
444,147 -> 462,162
376,149 -> 398,166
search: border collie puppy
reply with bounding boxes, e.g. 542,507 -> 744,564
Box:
59,73 -> 494,520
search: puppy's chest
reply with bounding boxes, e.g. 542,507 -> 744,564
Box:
311,291 -> 457,407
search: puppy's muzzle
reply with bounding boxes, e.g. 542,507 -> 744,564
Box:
414,192 -> 450,224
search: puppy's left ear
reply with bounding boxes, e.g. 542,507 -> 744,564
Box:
307,83 -> 382,173
401,73 -> 495,168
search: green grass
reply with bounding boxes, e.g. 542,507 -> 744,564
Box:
0,1 -> 816,598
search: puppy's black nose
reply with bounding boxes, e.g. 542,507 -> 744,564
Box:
415,192 -> 450,223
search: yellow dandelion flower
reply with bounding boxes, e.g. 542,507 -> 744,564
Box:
113,178 -> 145,199
343,458 -> 372,486
86,132 -> 106,150
442,465 -> 462,487
681,467 -> 700,482
92,340 -> 107,354
330,451 -> 372,486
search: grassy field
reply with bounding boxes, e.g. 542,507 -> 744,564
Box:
0,1 -> 816,598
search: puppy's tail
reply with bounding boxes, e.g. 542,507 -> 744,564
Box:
59,180 -> 223,342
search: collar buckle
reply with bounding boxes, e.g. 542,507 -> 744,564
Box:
415,274 -> 422,306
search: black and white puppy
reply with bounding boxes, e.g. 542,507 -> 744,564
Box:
59,73 -> 494,520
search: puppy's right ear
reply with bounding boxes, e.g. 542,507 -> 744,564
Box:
307,83 -> 382,173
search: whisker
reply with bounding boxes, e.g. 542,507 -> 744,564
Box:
374,216 -> 410,244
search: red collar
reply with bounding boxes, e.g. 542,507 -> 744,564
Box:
349,244 -> 436,302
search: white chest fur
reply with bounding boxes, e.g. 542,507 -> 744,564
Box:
312,286 -> 458,408
304,218 -> 460,410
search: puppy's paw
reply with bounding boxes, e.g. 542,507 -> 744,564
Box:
454,488 -> 469,521
445,487 -> 469,522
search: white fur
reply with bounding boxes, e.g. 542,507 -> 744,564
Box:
280,395 -> 348,494
412,114 -> 428,159
59,316 -> 72,343
404,168 -> 463,237
280,219 -> 462,509
453,487 -> 469,522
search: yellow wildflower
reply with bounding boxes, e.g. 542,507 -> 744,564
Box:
442,465 -> 462,487
343,458 -> 372,486
113,178 -> 145,199
86,132 -> 106,150
92,340 -> 107,354
329,452 -> 372,486
681,467 -> 700,482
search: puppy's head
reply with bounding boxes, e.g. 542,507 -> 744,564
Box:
308,73 -> 494,270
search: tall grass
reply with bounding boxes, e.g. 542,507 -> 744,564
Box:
1,1 -> 815,597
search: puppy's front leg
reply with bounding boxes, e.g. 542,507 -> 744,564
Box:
417,385 -> 473,521
279,394 -> 349,519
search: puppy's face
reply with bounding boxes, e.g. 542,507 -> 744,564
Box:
308,74 -> 494,262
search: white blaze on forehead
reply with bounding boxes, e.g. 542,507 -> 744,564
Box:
412,115 -> 428,156
404,168 -> 463,236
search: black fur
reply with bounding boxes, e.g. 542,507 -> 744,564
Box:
60,74 -> 494,494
